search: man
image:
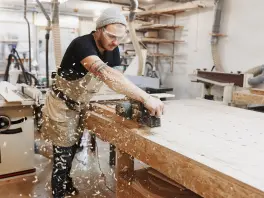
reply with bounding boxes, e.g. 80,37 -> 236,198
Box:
40,7 -> 164,198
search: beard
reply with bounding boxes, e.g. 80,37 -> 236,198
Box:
97,38 -> 106,51
98,37 -> 117,51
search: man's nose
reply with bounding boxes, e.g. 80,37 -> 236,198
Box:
112,40 -> 119,46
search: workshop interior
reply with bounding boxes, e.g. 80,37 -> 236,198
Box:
0,0 -> 264,197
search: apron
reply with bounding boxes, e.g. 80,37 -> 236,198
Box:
40,73 -> 104,147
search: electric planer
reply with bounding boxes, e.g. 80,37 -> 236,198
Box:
115,99 -> 161,128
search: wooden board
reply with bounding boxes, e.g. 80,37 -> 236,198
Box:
85,99 -> 264,198
136,0 -> 214,17
136,24 -> 184,31
148,53 -> 173,57
140,38 -> 185,44
118,168 -> 200,198
232,90 -> 264,105
250,88 -> 264,96
147,168 -> 186,190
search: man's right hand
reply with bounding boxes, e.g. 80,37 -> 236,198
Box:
144,96 -> 164,117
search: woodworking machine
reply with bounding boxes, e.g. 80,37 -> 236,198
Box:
189,70 -> 253,104
0,82 -> 42,180
116,99 -> 161,128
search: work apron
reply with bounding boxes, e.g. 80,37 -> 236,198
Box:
40,73 -> 104,147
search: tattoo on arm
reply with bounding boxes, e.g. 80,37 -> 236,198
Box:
89,60 -> 101,73
96,62 -> 107,72
89,60 -> 108,77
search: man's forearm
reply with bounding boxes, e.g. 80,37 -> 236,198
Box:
81,56 -> 150,103
99,66 -> 150,103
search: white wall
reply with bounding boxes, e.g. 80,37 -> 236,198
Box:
35,13 -> 80,75
0,10 -> 35,70
0,9 -> 82,76
155,0 -> 264,99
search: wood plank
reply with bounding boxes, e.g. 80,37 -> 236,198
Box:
118,168 -> 200,198
147,168 -> 186,190
122,52 -> 174,57
136,24 -> 184,31
140,38 -> 185,44
85,99 -> 264,198
136,0 -> 214,17
250,88 -> 264,96
148,53 -> 173,57
232,90 -> 264,105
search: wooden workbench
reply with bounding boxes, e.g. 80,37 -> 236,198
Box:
85,99 -> 264,198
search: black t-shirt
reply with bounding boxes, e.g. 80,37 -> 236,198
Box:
57,31 -> 121,81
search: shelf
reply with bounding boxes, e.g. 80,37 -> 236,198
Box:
121,53 -> 174,58
148,53 -> 173,57
136,1 -> 213,17
136,24 -> 184,31
210,33 -> 228,37
118,168 -> 200,198
140,38 -> 185,44
122,38 -> 184,44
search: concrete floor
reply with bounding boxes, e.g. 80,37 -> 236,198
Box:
0,138 -> 116,198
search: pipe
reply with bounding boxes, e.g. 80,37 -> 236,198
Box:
24,0 -> 32,72
128,0 -> 144,76
211,0 -> 224,72
245,65 -> 264,86
245,65 -> 264,76
128,0 -> 138,22
36,0 -> 51,88
52,0 -> 63,72
248,74 -> 264,86
36,0 -> 51,25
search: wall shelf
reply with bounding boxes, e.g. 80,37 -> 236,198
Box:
121,53 -> 174,58
121,1 -> 213,74
140,38 -> 185,44
136,1 -> 213,17
136,24 -> 184,31
148,53 -> 173,57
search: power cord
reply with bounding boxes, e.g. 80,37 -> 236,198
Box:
95,143 -> 116,194
75,143 -> 116,194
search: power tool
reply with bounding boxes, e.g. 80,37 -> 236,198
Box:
115,99 -> 161,128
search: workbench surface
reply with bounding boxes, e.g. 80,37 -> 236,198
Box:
86,99 -> 264,197
150,99 -> 263,190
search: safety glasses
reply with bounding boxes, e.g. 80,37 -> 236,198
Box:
102,28 -> 128,43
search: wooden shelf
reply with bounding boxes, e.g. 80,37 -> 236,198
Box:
148,53 -> 173,57
136,24 -> 184,31
140,38 -> 185,44
118,168 -> 200,198
121,53 -> 173,58
210,33 -> 227,37
136,1 -> 213,17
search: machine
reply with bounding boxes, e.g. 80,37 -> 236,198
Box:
116,99 -> 161,128
0,82 -> 42,180
189,70 -> 253,104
